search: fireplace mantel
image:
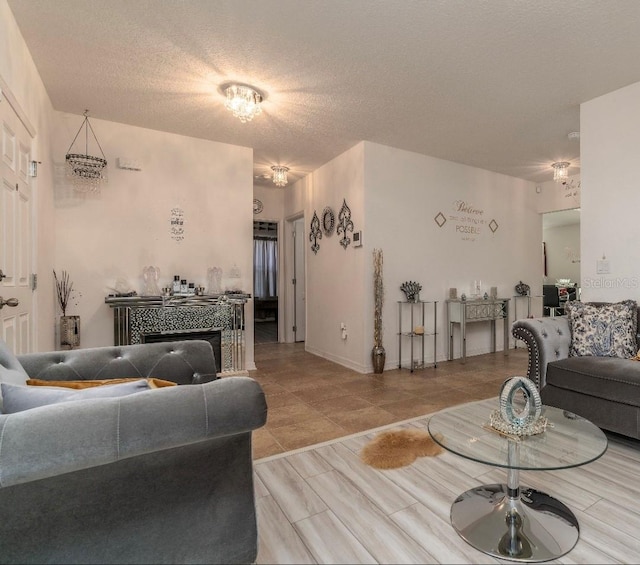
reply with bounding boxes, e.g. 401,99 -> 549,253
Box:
105,294 -> 250,374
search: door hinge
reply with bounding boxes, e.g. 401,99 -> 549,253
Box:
292,326 -> 297,333
292,278 -> 296,285
30,273 -> 37,291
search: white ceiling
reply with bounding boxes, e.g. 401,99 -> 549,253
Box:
8,0 -> 640,187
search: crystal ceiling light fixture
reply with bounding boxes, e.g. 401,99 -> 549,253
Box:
224,84 -> 263,123
65,109 -> 108,193
271,165 -> 289,187
552,161 -> 570,184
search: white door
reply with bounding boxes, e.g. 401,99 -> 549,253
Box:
0,89 -> 34,354
293,218 -> 306,342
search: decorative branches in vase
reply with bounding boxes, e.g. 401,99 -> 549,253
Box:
53,269 -> 80,349
372,248 -> 385,373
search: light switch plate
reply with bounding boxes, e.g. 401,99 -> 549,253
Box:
596,259 -> 610,274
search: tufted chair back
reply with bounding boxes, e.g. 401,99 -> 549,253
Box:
15,339 -> 218,385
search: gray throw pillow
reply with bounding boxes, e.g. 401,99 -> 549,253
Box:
1,379 -> 151,413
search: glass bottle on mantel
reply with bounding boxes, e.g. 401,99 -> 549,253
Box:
173,275 -> 181,295
180,279 -> 188,294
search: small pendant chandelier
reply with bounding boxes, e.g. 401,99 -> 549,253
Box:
552,161 -> 570,184
224,85 -> 263,123
271,165 -> 289,187
65,110 -> 108,193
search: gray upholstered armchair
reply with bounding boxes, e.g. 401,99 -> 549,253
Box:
0,339 -> 267,564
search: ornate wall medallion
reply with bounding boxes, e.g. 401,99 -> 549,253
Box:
337,199 -> 354,249
253,199 -> 263,214
322,206 -> 335,236
309,210 -> 322,254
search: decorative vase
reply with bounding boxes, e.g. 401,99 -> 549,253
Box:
372,345 -> 386,374
60,315 -> 80,350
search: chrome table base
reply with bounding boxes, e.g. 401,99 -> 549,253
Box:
450,484 -> 579,562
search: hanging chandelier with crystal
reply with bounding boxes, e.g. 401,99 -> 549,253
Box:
552,161 -> 570,184
65,110 -> 108,192
271,165 -> 289,187
224,84 -> 263,123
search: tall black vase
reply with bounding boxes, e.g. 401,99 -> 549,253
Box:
372,345 -> 386,374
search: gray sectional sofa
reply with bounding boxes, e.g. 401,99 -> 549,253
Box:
0,339 -> 267,564
513,312 -> 640,440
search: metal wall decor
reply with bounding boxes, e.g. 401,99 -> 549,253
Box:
309,210 -> 322,254
322,206 -> 335,236
170,207 -> 185,242
253,199 -> 263,214
337,199 -> 354,249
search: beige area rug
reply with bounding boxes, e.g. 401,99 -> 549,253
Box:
359,428 -> 443,469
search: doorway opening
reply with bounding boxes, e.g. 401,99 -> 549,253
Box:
291,217 -> 306,343
253,221 -> 279,344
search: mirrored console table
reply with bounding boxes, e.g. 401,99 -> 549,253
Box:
105,294 -> 250,375
446,298 -> 510,363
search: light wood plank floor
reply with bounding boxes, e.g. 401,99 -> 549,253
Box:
254,402 -> 640,564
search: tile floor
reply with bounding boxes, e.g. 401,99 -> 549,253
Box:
249,342 -> 529,459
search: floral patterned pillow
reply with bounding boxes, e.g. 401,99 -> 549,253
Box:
565,300 -> 638,358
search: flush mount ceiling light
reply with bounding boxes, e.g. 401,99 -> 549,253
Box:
552,161 -> 570,184
224,84 -> 263,123
271,165 -> 289,187
65,110 -> 107,192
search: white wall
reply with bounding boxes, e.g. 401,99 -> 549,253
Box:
52,112 -> 255,365
296,143 -> 367,371
543,223 -> 581,285
281,141 -> 541,372
581,80 -> 640,302
364,142 -> 541,367
1,0 -> 57,350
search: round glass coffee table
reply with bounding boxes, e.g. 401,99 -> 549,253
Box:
428,397 -> 608,562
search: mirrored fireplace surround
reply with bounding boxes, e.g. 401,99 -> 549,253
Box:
105,294 -> 249,374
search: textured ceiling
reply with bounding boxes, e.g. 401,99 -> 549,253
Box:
8,0 -> 640,187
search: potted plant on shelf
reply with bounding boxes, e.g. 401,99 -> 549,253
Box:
372,248 -> 385,373
54,269 -> 80,349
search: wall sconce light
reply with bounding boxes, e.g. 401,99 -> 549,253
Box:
552,161 -> 570,184
271,165 -> 289,187
224,84 -> 263,123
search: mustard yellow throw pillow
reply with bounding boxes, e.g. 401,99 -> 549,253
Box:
27,377 -> 177,389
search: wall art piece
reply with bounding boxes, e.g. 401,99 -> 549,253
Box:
337,198 -> 354,249
170,207 -> 184,242
322,206 -> 335,236
400,281 -> 422,302
309,210 -> 322,254
253,198 -> 263,214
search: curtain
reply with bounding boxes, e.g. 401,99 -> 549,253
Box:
254,238 -> 278,298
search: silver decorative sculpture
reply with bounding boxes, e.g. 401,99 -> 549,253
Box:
400,281 -> 422,302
